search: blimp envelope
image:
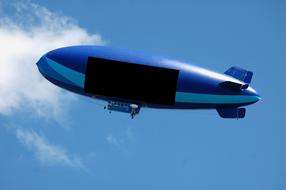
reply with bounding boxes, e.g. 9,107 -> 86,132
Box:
36,45 -> 260,119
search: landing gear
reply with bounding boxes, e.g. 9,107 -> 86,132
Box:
130,104 -> 139,119
105,101 -> 141,118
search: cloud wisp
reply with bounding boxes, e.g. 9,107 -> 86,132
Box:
0,1 -> 104,169
16,128 -> 84,169
0,1 -> 104,123
106,134 -> 122,149
106,133 -> 132,155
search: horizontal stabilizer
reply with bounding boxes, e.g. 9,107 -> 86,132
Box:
224,67 -> 253,84
219,81 -> 249,91
216,107 -> 246,119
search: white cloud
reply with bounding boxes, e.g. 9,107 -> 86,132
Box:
0,1 -> 104,122
16,128 -> 84,169
106,133 -> 131,155
106,134 -> 121,148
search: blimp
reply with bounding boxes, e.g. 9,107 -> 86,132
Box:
36,45 -> 260,119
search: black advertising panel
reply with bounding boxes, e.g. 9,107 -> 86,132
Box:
84,57 -> 179,105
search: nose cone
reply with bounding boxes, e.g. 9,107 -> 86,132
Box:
36,55 -> 48,78
36,54 -> 62,82
36,46 -> 83,80
36,47 -> 86,89
44,46 -> 87,74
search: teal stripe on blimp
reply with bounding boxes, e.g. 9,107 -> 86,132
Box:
46,57 -> 85,88
176,92 -> 258,104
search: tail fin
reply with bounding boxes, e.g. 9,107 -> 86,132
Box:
224,67 -> 253,84
216,107 -> 246,119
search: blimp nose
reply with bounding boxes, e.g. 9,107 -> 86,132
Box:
43,46 -> 87,74
36,55 -> 45,66
36,48 -> 86,89
36,55 -> 48,77
35,53 -> 64,80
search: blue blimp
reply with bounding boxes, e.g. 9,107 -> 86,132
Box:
36,45 -> 260,118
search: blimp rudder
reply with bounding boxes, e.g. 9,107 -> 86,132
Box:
214,66 -> 259,118
216,107 -> 246,118
224,66 -> 253,85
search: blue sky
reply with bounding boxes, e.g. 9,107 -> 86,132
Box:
0,0 -> 285,190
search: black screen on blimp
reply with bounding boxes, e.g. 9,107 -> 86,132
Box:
84,57 -> 179,105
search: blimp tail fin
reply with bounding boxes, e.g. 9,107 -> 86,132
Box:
219,81 -> 249,91
216,107 -> 246,119
224,67 -> 253,84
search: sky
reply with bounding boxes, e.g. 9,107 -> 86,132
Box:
0,0 -> 285,189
